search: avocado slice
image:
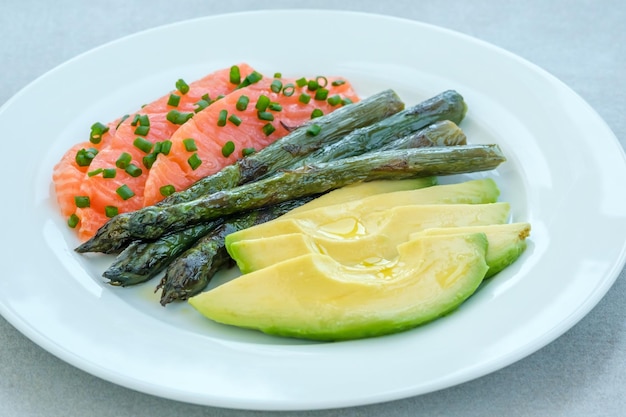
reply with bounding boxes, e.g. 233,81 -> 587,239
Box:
226,178 -> 501,247
189,233 -> 489,341
228,202 -> 510,273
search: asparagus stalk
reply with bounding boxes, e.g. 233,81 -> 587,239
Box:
100,121 -> 464,286
93,145 -> 506,243
157,197 -> 314,305
76,91 -> 467,254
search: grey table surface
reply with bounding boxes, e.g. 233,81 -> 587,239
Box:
1,1 -> 624,416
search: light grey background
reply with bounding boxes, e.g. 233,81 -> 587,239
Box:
1,1 -> 624,416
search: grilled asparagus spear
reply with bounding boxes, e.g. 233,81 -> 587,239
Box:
93,145 -> 506,242
77,91 -> 467,254
101,120 -> 463,286
157,198 -> 314,305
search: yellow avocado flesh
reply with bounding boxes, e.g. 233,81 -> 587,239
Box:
287,177 -> 437,215
410,223 -> 531,278
228,202 -> 510,273
189,233 -> 489,341
226,178 -> 501,247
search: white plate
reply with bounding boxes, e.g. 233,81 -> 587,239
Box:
1,10 -> 625,411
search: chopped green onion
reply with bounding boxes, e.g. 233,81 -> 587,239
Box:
138,115 -> 150,126
87,168 -> 103,177
327,94 -> 342,106
217,109 -> 228,127
167,94 -> 180,107
166,110 -> 194,125
131,114 -> 141,126
133,137 -> 153,153
242,147 -> 256,157
116,184 -> 135,200
228,114 -> 242,126
262,123 -> 275,136
307,79 -> 319,91
298,93 -> 311,104
229,65 -> 241,84
125,164 -> 143,177
194,99 -> 210,113
201,93 -> 211,101
267,103 -> 282,112
115,114 -> 130,130
257,111 -> 274,121
176,78 -> 190,94
74,195 -> 90,208
295,77 -> 307,87
89,122 -> 109,144
159,185 -> 175,197
188,153 -> 202,170
311,108 -> 324,119
273,72 -> 282,78
270,79 -> 283,93
236,95 -> 250,111
159,140 -> 172,155
68,214 -> 79,228
282,83 -> 295,97
342,97 -> 354,106
221,141 -> 235,157
255,95 -> 270,111
116,152 -> 132,169
237,71 -> 263,89
316,76 -> 328,88
314,88 -> 329,101
307,124 -> 322,136
331,79 -> 346,87
75,148 -> 98,167
134,125 -> 150,136
183,138 -> 198,152
103,168 -> 117,178
143,153 -> 157,169
105,206 -> 119,218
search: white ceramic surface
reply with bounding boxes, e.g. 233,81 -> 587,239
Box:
0,10 -> 625,411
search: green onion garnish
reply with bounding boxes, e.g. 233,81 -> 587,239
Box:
342,97 -> 354,106
230,65 -> 241,84
183,138 -> 198,152
159,185 -> 175,197
242,147 -> 256,157
103,168 -> 117,178
273,72 -> 282,78
89,122 -> 109,144
176,78 -> 190,94
159,140 -> 172,155
188,153 -> 202,170
316,76 -> 328,88
143,153 -> 157,169
87,168 -> 103,177
268,102 -> 283,111
299,93 -> 311,104
133,137 -> 153,153
68,214 -> 79,228
115,114 -> 130,130
307,124 -> 322,136
167,94 -> 180,107
138,115 -> 150,126
257,111 -> 274,121
105,206 -> 119,218
331,79 -> 346,87
228,114 -> 242,126
74,196 -> 90,208
75,148 -> 98,167
262,123 -> 275,136
116,152 -> 132,169
131,114 -> 141,126
194,99 -> 210,113
255,95 -> 270,111
282,83 -> 295,97
236,95 -> 249,111
270,79 -> 283,93
166,110 -> 194,125
327,95 -> 342,106
237,71 -> 263,89
116,184 -> 135,200
295,77 -> 307,87
125,164 -> 143,177
134,125 -> 150,136
311,109 -> 324,119
221,141 -> 235,157
314,88 -> 329,101
307,79 -> 319,91
217,109 -> 228,127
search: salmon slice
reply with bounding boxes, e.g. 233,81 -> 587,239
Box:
54,63 -> 257,240
143,75 -> 360,206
